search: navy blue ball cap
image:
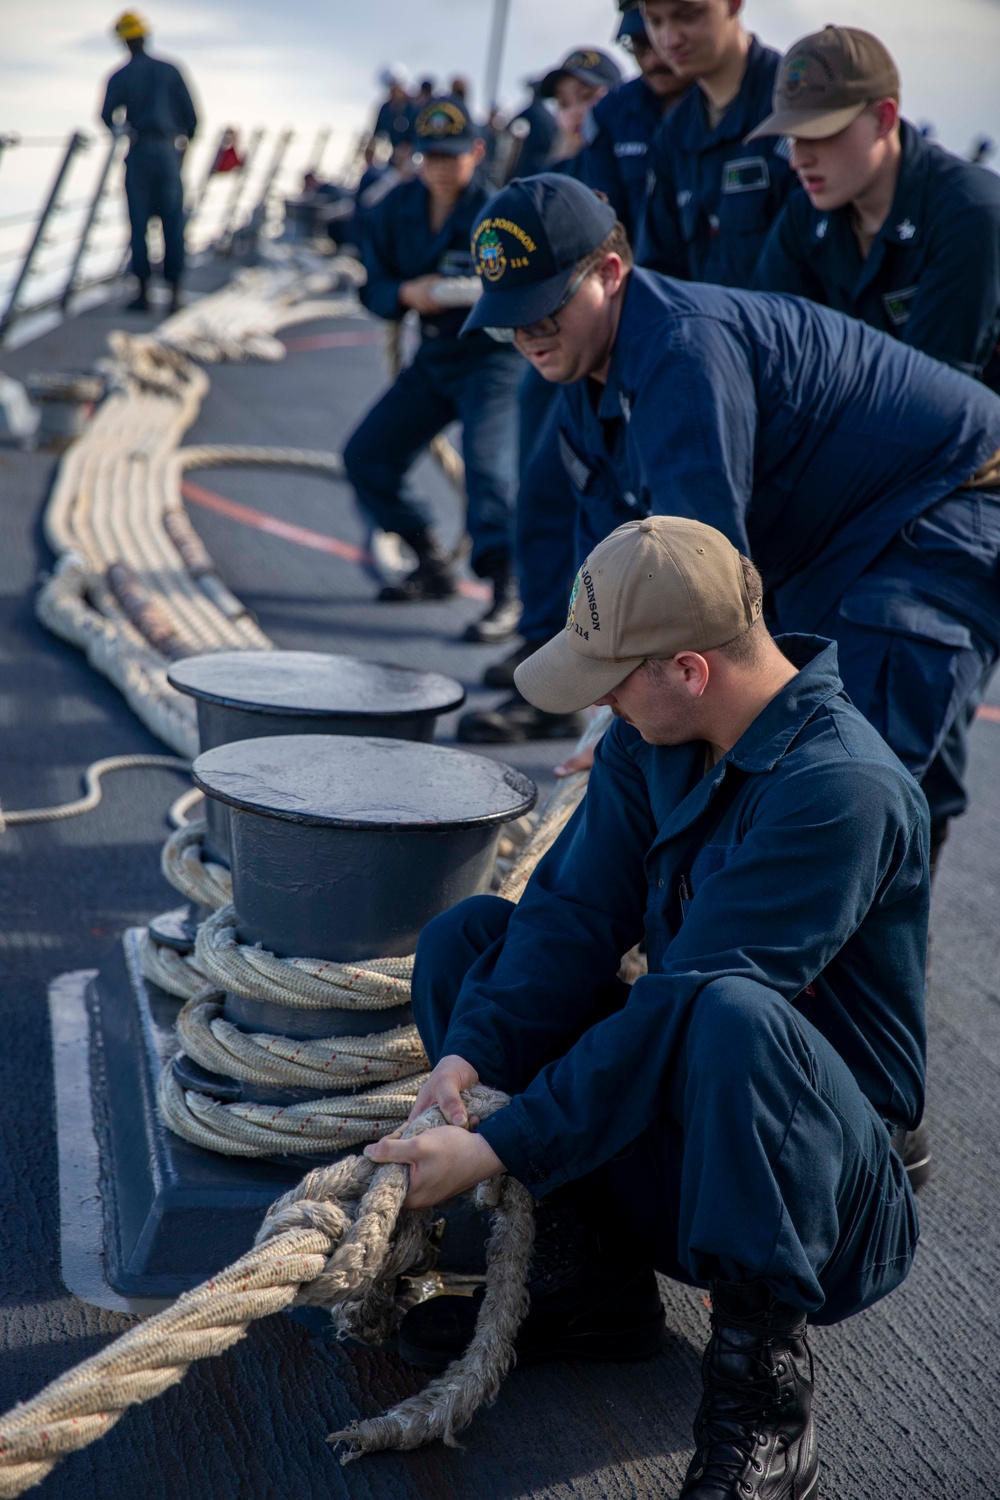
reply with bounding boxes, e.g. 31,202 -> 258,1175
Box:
412,95 -> 481,155
462,174 -> 618,335
616,4 -> 648,43
537,47 -> 623,98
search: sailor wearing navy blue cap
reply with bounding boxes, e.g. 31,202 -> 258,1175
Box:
637,0 -> 799,287
461,172 -> 1000,864
458,7 -> 692,743
538,47 -> 624,178
455,178 -> 622,744
581,3 -> 691,241
342,97 -> 523,639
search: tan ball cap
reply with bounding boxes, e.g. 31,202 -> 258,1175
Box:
746,26 -> 900,143
514,517 -> 761,716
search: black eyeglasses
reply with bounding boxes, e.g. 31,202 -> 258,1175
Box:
485,271 -> 588,344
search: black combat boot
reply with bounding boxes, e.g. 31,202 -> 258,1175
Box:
398,1200 -> 665,1373
125,278 -> 150,312
895,1120 -> 932,1191
463,554 -> 523,644
482,637 -> 545,688
167,281 -> 183,315
456,690 -> 587,744
378,528 -> 458,602
680,1280 -> 817,1500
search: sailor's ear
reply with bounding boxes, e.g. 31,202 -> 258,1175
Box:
872,98 -> 900,141
596,253 -> 626,298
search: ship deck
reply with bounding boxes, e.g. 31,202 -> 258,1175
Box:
1,268 -> 998,1500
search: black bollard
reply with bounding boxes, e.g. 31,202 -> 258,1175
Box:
175,734 -> 535,1107
168,649 -> 466,864
74,732 -> 535,1298
151,650 -> 465,952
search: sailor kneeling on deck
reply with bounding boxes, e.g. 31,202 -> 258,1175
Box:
366,516 -> 927,1500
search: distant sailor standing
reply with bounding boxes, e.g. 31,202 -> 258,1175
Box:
101,11 -> 198,314
343,97 -> 523,640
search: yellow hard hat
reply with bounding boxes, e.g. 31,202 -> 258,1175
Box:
113,11 -> 149,40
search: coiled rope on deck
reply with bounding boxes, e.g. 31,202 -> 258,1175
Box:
0,1087 -> 535,1497
143,734 -> 602,1157
36,260 -> 367,757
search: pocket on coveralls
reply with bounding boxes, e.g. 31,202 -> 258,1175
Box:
838,587 -> 975,778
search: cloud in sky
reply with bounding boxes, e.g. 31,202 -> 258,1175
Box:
0,0 -> 997,214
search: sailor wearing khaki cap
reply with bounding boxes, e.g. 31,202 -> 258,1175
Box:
753,26 -> 1000,396
369,513 -> 928,1499
515,515 -> 761,716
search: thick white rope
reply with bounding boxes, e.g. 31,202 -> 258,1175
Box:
36,261 -> 366,756
159,819 -> 232,909
0,1087 -> 535,1497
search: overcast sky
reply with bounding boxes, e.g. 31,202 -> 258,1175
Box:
1,0 -> 998,215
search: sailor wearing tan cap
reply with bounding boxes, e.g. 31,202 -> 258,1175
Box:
369,516 -> 927,1499
753,27 -> 1000,394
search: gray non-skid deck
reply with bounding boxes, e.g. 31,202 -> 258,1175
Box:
0,276 -> 998,1500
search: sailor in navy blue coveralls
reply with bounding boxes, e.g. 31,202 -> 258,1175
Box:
754,120 -> 1000,393
560,268 -> 1000,845
461,16 -> 689,739
343,98 -> 522,620
101,17 -> 197,307
749,29 -> 1000,837
377,516 -> 928,1498
418,635 -> 925,1323
638,34 -> 798,287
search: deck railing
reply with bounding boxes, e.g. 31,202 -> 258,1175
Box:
0,123 -> 336,346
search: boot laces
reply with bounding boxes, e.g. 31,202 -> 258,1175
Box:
690,1328 -> 790,1491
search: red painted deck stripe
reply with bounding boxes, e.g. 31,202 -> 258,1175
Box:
280,330 -> 382,352
182,479 -> 369,562
181,478 -> 490,599
977,704 -> 1000,723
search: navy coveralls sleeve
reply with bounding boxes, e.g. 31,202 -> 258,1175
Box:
754,122 -> 1000,391
100,51 -> 197,286
638,37 -> 800,288
344,177 -> 522,571
416,639 -> 927,1320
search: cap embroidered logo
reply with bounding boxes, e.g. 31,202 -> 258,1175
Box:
567,50 -> 602,70
785,55 -> 809,98
565,572 -> 581,631
416,101 -> 467,139
475,227 -> 508,281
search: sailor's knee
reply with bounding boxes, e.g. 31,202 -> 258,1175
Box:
685,975 -> 792,1075
419,891 -> 510,957
411,894 -> 514,1037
